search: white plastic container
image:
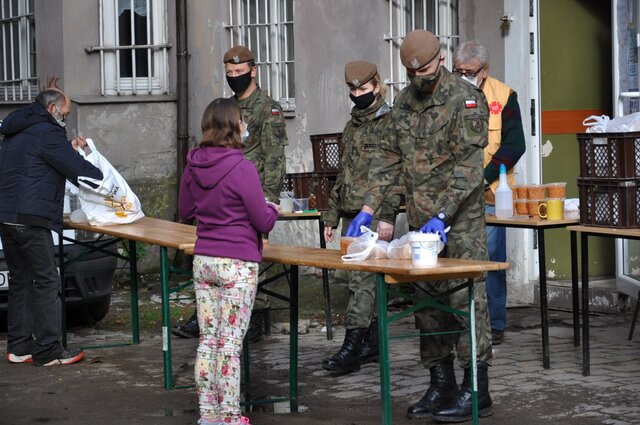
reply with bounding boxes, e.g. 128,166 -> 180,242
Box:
409,232 -> 441,267
495,163 -> 514,219
279,197 -> 293,213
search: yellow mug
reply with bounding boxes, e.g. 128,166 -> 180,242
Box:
538,198 -> 565,220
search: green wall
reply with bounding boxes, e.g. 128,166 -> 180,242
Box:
540,0 -> 614,279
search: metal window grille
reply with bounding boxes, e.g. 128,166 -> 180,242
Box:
384,0 -> 459,100
90,0 -> 170,95
225,0 -> 295,111
0,0 -> 36,102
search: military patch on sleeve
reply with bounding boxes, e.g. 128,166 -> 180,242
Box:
465,116 -> 485,134
464,99 -> 477,108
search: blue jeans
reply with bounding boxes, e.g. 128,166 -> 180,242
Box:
0,224 -> 64,363
485,205 -> 507,330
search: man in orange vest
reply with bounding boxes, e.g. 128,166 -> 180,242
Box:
453,40 -> 526,346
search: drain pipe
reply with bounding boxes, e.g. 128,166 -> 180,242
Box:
175,0 -> 189,218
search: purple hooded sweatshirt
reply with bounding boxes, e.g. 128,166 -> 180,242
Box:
179,147 -> 278,263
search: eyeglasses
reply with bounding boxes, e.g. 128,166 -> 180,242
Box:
452,67 -> 484,78
54,105 -> 69,121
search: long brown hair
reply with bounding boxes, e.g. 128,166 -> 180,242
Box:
200,98 -> 243,148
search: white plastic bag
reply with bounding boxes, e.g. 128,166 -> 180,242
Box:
583,113 -> 640,133
77,138 -> 145,226
341,226 -> 379,261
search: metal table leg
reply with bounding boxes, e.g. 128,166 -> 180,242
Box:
538,229 -> 550,369
160,246 -> 174,390
580,233 -> 590,376
129,240 -> 140,344
376,274 -> 392,425
570,231 -> 579,346
289,265 -> 299,412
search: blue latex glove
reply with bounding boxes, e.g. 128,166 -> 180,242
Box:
420,216 -> 448,244
346,212 -> 373,237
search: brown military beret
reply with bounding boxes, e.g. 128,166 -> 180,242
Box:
400,30 -> 441,70
344,61 -> 377,88
223,46 -> 255,64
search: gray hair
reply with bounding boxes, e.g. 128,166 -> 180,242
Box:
453,40 -> 490,67
36,89 -> 66,109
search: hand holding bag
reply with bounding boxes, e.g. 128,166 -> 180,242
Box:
77,138 -> 145,225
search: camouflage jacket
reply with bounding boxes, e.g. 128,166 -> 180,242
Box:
323,96 -> 400,227
234,86 -> 288,202
363,68 -> 488,232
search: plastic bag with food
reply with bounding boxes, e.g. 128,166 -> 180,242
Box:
386,232 -> 413,259
342,226 -> 379,261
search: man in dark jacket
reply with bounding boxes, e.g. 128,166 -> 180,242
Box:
0,88 -> 103,366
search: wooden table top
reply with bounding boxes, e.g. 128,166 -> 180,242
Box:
262,244 -> 508,284
486,214 -> 580,228
566,225 -> 640,238
278,211 -> 322,219
64,216 -> 197,249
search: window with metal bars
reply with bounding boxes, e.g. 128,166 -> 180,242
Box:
90,0 -> 170,96
225,0 -> 295,111
384,0 -> 459,100
0,0 -> 36,103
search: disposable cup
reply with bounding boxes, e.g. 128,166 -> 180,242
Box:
546,182 -> 567,198
515,199 -> 529,215
515,185 -> 528,199
527,185 -> 546,200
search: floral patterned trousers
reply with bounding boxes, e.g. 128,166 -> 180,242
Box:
193,255 -> 258,424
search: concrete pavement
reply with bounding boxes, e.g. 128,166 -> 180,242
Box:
1,301 -> 639,424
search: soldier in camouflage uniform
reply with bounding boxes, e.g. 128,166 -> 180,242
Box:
321,61 -> 399,374
347,30 -> 493,422
172,46 -> 288,340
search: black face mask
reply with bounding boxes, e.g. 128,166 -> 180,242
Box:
226,71 -> 253,95
349,91 -> 376,110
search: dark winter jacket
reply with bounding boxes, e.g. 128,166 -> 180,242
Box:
0,102 -> 102,232
179,146 -> 278,263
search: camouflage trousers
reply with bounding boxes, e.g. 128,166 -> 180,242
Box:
411,218 -> 492,369
335,216 -> 377,329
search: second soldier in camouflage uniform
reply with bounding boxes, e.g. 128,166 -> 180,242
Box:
172,46 -> 288,341
349,30 -> 494,422
321,61 -> 399,374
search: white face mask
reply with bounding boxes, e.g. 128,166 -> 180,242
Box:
461,74 -> 479,87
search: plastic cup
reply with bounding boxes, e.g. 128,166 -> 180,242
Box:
546,182 -> 567,198
293,198 -> 309,212
515,199 -> 529,215
527,199 -> 543,216
279,197 -> 293,213
527,185 -> 546,200
409,233 -> 440,267
515,185 -> 528,199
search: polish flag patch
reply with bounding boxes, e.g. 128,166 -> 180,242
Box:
271,108 -> 281,115
465,99 -> 477,108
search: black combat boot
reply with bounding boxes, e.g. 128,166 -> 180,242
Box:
407,355 -> 458,419
431,362 -> 493,423
171,311 -> 199,338
359,318 -> 379,364
321,328 -> 366,373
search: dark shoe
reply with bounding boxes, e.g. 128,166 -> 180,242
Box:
431,363 -> 493,423
407,355 -> 458,419
359,318 -> 379,364
322,328 -> 366,373
172,312 -> 199,338
491,329 -> 504,345
34,349 -> 85,367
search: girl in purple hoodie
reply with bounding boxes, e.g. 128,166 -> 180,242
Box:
179,98 -> 279,425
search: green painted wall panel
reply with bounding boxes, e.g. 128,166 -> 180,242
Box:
540,0 -> 614,278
